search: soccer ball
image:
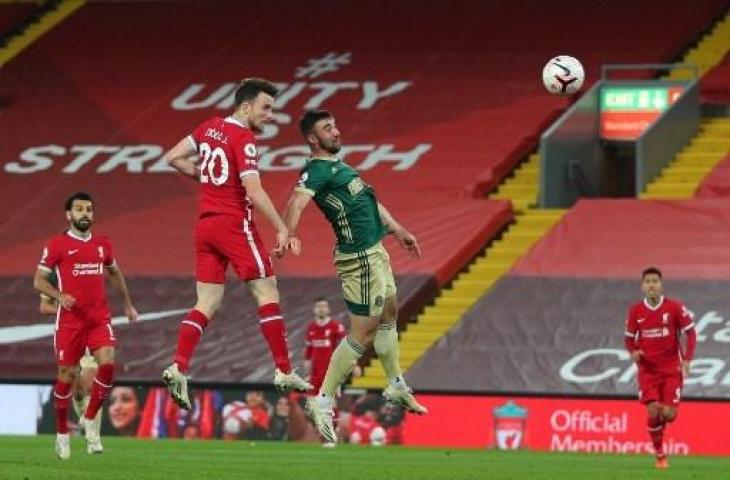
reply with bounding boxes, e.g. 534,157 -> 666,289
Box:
222,401 -> 252,435
542,55 -> 584,96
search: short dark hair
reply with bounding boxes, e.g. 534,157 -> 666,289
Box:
234,78 -> 278,108
64,192 -> 94,211
299,109 -> 333,138
642,267 -> 662,279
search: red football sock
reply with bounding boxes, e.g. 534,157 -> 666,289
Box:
174,309 -> 209,373
258,303 -> 292,373
53,380 -> 72,434
85,363 -> 114,420
648,415 -> 665,457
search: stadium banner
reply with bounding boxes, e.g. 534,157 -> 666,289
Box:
403,395 -> 730,455
35,385 -> 405,445
27,384 -> 730,454
407,275 -> 730,397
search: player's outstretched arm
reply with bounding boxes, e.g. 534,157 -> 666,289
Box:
242,174 -> 290,257
377,202 -> 421,259
33,268 -> 75,309
164,137 -> 199,180
106,263 -> 139,322
282,191 -> 313,256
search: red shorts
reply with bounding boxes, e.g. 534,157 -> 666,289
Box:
638,369 -> 683,406
195,214 -> 274,283
54,323 -> 116,367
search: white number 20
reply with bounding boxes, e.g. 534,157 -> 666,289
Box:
199,142 -> 229,186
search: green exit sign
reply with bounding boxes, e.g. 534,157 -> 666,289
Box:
600,85 -> 684,140
601,87 -> 673,110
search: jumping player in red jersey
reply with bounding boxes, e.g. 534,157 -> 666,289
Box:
161,78 -> 311,409
624,267 -> 696,469
303,298 -> 360,394
33,192 -> 138,459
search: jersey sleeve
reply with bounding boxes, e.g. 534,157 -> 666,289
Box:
187,122 -> 206,152
235,133 -> 260,181
624,306 -> 638,350
294,163 -> 332,197
676,302 -> 695,332
102,238 -> 116,267
38,240 -> 61,273
304,324 -> 314,360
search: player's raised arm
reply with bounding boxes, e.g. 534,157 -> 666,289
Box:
105,263 -> 138,322
164,136 -> 199,180
377,202 -> 420,259
241,173 -> 289,257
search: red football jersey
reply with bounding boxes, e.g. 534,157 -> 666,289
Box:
304,318 -> 347,376
189,116 -> 259,220
38,230 -> 115,326
625,296 -> 695,372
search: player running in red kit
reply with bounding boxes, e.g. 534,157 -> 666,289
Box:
161,78 -> 311,410
624,267 -> 696,469
34,192 -> 138,459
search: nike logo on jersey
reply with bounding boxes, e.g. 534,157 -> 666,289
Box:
637,318 -> 645,323
68,250 -> 79,255
0,308 -> 187,344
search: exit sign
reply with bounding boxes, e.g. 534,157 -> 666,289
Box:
600,86 -> 684,140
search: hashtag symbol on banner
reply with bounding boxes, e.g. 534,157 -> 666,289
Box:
295,52 -> 352,79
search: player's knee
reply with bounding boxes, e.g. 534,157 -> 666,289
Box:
58,366 -> 77,382
95,347 -> 115,364
195,301 -> 220,318
647,402 -> 661,417
351,329 -> 376,347
381,300 -> 398,323
249,278 -> 279,306
662,406 -> 677,422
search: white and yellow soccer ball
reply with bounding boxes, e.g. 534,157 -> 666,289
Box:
542,55 -> 585,96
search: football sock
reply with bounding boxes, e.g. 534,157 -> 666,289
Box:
374,323 -> 405,389
320,336 -> 365,398
258,303 -> 292,374
648,415 -> 665,457
174,309 -> 209,373
85,363 -> 114,421
54,380 -> 72,434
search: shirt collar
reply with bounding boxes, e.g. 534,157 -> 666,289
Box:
66,230 -> 92,242
643,295 -> 664,311
224,116 -> 247,128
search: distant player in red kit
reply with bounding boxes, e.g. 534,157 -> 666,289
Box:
33,192 -> 138,459
161,78 -> 311,409
624,267 -> 696,469
303,298 -> 360,394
